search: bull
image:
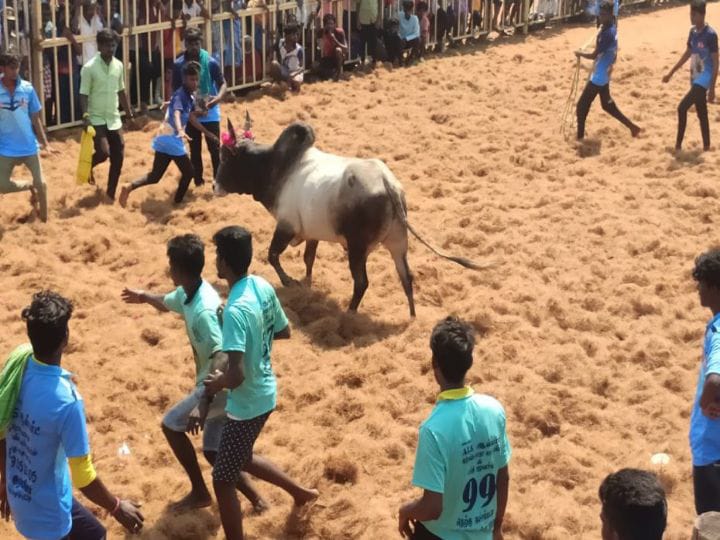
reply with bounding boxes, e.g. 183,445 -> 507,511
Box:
214,119 -> 486,317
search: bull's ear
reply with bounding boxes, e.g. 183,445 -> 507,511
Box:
227,119 -> 237,143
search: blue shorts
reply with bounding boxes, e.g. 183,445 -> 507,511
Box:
162,385 -> 228,452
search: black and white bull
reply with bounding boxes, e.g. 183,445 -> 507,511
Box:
214,120 -> 486,317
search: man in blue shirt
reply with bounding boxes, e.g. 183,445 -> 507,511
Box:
0,291 -> 144,538
399,317 -> 511,540
0,52 -> 53,222
575,1 -> 640,140
119,61 -> 219,207
663,0 -> 718,152
121,233 -> 267,513
204,226 -> 318,540
690,249 -> 720,514
598,469 -> 667,540
172,27 -> 227,185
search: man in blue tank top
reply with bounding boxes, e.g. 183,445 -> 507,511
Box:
663,0 -> 718,151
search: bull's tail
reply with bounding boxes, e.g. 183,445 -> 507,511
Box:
381,176 -> 493,271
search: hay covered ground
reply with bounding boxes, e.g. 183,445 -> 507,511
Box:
0,3 -> 717,538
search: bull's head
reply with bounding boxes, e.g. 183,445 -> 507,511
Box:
214,117 -> 259,197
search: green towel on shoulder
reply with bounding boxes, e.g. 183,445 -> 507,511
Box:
199,49 -> 212,97
0,344 -> 33,433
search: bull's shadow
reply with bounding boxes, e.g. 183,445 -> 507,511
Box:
277,285 -> 410,350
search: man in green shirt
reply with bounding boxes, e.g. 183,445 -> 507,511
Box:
356,0 -> 382,68
79,28 -> 135,201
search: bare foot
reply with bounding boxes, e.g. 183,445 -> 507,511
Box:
252,498 -> 270,515
293,488 -> 319,507
169,490 -> 212,511
118,184 -> 131,208
631,126 -> 642,138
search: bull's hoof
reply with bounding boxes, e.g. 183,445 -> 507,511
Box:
281,277 -> 302,288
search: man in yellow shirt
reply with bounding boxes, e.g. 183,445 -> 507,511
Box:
356,0 -> 382,68
79,28 -> 135,201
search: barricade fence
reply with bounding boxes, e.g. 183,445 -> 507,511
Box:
0,0 -> 655,131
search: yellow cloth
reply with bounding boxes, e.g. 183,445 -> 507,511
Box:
76,125 -> 96,185
68,454 -> 97,489
437,386 -> 474,402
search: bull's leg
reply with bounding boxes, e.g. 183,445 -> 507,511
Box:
347,241 -> 369,312
385,231 -> 416,317
303,240 -> 319,286
268,222 -> 300,287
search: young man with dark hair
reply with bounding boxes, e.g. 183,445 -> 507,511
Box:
399,317 -> 511,540
171,27 -> 227,185
121,234 -> 267,513
119,61 -> 219,207
599,468 -> 667,540
204,226 -> 318,540
319,13 -> 347,81
0,291 -> 144,538
270,24 -> 305,92
690,249 -> 720,514
575,0 -> 640,140
0,52 -> 53,222
80,28 -> 135,201
663,0 -> 718,152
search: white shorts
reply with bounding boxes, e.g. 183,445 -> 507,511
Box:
162,386 -> 228,452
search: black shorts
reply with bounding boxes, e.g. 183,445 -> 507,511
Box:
212,411 -> 272,484
694,462 -> 720,514
412,521 -> 442,540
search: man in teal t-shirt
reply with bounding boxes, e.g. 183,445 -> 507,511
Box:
204,226 -> 318,540
122,233 -> 266,513
399,317 -> 511,540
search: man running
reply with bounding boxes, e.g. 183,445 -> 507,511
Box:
0,291 -> 144,538
79,28 -> 135,201
204,226 -> 318,540
122,234 -> 266,512
663,0 -> 718,152
575,0 -> 641,140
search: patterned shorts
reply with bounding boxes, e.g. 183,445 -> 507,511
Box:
212,411 -> 272,484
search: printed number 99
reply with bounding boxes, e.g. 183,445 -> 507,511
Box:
462,473 -> 496,512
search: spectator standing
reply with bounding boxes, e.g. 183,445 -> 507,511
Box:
689,249 -> 720,514
398,317 -> 511,540
356,0 -> 381,68
75,0 -> 104,66
0,52 -> 53,222
599,469 -> 667,540
80,29 -> 135,201
417,1 -> 429,58
172,27 -> 226,184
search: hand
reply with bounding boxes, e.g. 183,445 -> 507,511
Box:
125,115 -> 139,130
398,504 -> 413,538
113,499 -> 144,534
662,73 -> 671,84
121,288 -> 145,304
82,116 -> 91,130
41,144 -> 58,156
0,478 -> 10,522
703,402 -> 720,419
205,96 -> 219,109
62,26 -> 74,40
203,369 -> 225,396
710,88 -> 716,103
187,399 -> 210,435
178,129 -> 192,141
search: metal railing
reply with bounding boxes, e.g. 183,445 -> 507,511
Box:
1,0 -> 664,131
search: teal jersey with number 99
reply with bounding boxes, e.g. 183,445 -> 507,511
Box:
412,389 -> 511,540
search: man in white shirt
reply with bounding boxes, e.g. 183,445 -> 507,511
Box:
75,0 -> 104,65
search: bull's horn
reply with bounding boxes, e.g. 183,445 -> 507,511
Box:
244,110 -> 253,130
227,118 -> 237,142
